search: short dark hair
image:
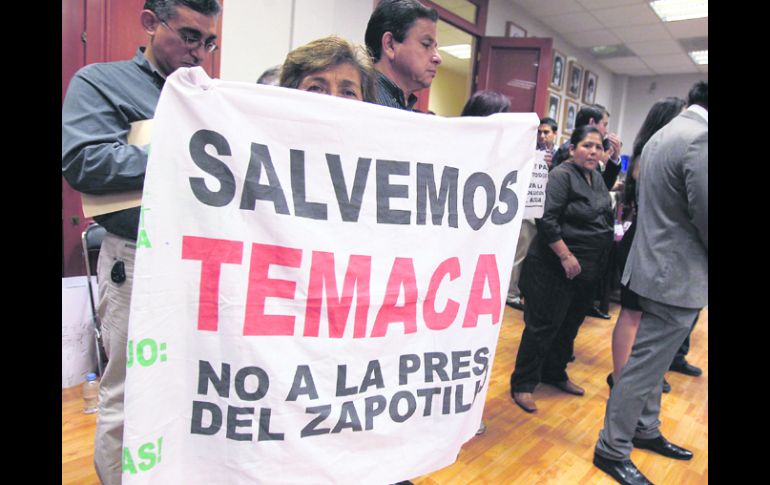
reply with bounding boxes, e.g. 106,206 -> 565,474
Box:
539,117 -> 558,133
365,0 -> 439,62
687,80 -> 708,109
144,0 -> 221,20
575,104 -> 607,129
460,90 -> 510,117
569,125 -> 603,148
257,65 -> 282,85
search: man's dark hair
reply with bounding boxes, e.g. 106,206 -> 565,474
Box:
687,80 -> 708,109
257,65 -> 282,85
365,0 -> 439,62
575,104 -> 607,129
539,117 -> 558,133
144,0 -> 221,20
460,90 -> 510,116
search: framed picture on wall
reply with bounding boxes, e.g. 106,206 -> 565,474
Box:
505,21 -> 527,38
547,91 -> 561,122
583,70 -> 598,105
562,99 -> 578,135
550,50 -> 565,90
566,60 -> 583,99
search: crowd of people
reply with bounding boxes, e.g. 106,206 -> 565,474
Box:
61,1 -> 707,484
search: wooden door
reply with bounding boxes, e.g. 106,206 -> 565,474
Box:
61,0 -> 223,277
475,37 -> 553,117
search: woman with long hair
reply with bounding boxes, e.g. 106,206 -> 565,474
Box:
607,97 -> 687,389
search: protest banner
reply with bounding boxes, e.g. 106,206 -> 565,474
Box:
122,67 -> 537,484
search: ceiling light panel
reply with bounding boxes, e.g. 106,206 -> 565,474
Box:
650,0 -> 708,22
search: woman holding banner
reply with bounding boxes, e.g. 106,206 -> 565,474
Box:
509,125 -> 613,413
280,35 -> 376,103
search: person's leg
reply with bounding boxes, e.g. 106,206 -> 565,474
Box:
611,307 -> 642,380
507,219 -> 537,304
94,233 -> 136,485
541,279 -> 594,384
595,297 -> 696,461
510,258 -> 572,393
671,311 -> 701,368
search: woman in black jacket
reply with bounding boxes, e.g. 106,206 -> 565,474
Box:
510,125 -> 613,413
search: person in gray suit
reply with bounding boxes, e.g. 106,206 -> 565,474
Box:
593,80 -> 707,485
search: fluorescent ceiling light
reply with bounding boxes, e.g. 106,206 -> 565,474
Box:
650,0 -> 708,22
438,44 -> 472,60
689,50 -> 708,64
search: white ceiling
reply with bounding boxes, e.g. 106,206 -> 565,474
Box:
511,0 -> 708,76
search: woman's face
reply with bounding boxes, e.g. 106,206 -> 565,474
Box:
569,132 -> 605,172
297,62 -> 363,101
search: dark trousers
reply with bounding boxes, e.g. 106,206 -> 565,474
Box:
510,255 -> 596,393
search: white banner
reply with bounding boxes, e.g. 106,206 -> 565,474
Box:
122,67 -> 537,485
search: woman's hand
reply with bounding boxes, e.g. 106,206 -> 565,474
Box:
560,253 -> 581,280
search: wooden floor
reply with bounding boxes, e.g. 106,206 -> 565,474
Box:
62,303 -> 708,484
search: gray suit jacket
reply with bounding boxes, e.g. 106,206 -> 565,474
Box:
622,109 -> 708,309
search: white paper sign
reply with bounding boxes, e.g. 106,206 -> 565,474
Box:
523,150 -> 549,219
122,67 -> 538,485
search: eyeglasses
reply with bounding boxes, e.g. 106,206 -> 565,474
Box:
159,19 -> 218,53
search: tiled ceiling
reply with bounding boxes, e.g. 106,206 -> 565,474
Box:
511,0 -> 708,76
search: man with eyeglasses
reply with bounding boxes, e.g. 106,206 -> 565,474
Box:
62,1 -> 221,483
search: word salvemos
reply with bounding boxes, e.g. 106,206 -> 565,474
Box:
187,129 -> 521,231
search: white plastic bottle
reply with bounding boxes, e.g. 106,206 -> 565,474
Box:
82,372 -> 100,414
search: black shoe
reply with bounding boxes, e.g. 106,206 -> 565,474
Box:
587,306 -> 611,319
607,373 -> 614,388
593,453 -> 654,485
662,378 -> 671,393
569,354 -> 576,362
632,435 -> 693,460
668,360 -> 702,376
506,298 -> 525,311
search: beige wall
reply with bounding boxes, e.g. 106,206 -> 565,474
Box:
429,67 -> 471,117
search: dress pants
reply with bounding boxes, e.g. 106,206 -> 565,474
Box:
94,233 -> 136,485
510,255 -> 596,393
673,311 -> 700,365
595,295 -> 700,460
507,219 -> 537,302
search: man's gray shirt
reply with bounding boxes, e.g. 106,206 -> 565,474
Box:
62,47 -> 165,239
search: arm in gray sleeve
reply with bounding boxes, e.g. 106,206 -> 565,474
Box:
684,131 -> 708,250
62,71 -> 148,195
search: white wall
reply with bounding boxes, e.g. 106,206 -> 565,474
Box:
615,73 -> 707,153
219,0 -> 293,83
63,277 -> 98,388
219,0 -> 372,83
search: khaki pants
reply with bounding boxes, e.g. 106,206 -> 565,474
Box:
94,233 -> 136,485
507,218 -> 537,302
